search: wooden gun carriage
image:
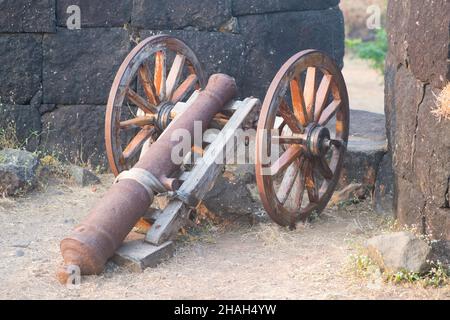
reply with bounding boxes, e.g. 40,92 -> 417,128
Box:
57,35 -> 349,282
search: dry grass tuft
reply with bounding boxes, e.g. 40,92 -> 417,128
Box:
243,224 -> 297,247
432,83 -> 450,121
0,122 -> 21,149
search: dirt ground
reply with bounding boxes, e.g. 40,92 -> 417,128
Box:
343,55 -> 385,114
0,56 -> 442,300
0,173 -> 448,300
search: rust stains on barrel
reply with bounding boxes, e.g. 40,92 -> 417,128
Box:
57,74 -> 237,283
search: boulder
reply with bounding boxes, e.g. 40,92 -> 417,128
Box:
42,28 -> 131,105
0,34 -> 42,105
56,0 -> 132,28
0,149 -> 39,196
68,165 -> 100,187
40,105 -> 108,168
131,0 -> 232,31
0,104 -> 42,151
0,0 -> 55,33
366,232 -> 432,273
232,0 -> 340,16
373,152 -> 394,216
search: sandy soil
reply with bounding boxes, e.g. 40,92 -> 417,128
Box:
343,55 -> 385,114
0,175 -> 448,300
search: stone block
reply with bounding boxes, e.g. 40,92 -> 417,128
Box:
42,28 -> 131,105
0,34 -> 42,105
56,0 -> 132,27
232,0 -> 340,16
132,0 -> 232,31
238,7 -> 345,100
0,0 -> 55,33
40,105 -> 108,167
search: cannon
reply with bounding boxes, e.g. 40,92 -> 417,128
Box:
57,35 -> 349,283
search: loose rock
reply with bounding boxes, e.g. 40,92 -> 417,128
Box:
15,249 -> 25,257
68,165 -> 100,187
329,183 -> 366,207
0,149 -> 38,196
366,232 -> 431,273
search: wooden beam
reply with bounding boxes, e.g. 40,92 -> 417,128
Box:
145,98 -> 261,245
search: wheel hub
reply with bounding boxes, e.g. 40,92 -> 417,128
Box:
156,102 -> 175,131
305,124 -> 331,157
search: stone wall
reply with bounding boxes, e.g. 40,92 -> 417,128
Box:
0,1 -> 344,167
385,0 -> 450,240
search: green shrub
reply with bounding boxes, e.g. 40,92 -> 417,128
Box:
346,29 -> 388,73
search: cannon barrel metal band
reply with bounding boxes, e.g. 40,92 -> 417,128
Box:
114,168 -> 167,197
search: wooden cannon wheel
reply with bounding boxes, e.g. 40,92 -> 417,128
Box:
255,50 -> 349,228
105,35 -> 206,176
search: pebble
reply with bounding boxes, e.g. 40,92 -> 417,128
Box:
15,249 -> 25,257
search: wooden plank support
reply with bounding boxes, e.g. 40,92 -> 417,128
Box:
113,239 -> 175,272
145,97 -> 261,246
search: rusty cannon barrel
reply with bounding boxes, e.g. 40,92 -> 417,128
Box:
57,74 -> 238,283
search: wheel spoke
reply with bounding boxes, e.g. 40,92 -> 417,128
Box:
315,156 -> 333,180
138,62 -> 160,105
304,161 -> 319,203
277,157 -> 303,204
272,133 -> 306,145
166,54 -> 186,100
120,116 -> 154,130
170,74 -> 198,103
278,99 -> 303,133
123,128 -> 155,161
270,145 -> 303,176
291,167 -> 306,210
290,78 -> 308,126
304,67 -> 317,123
154,50 -> 166,100
314,75 -> 333,122
127,88 -> 158,114
318,100 -> 342,126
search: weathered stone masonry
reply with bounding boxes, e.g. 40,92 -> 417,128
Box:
385,0 -> 450,240
0,0 -> 344,167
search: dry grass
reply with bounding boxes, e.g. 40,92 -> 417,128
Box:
0,122 -> 21,149
432,83 -> 450,121
0,176 -> 449,299
242,224 -> 298,247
